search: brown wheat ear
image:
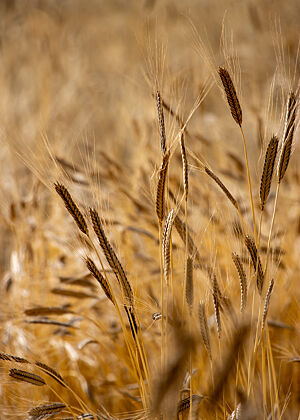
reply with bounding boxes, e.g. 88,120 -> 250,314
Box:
28,402 -> 66,418
212,275 -> 221,338
162,209 -> 175,283
262,279 -> 274,330
185,257 -> 194,313
9,369 -> 46,386
277,91 -> 297,183
54,182 -> 88,235
86,256 -> 113,303
218,67 -> 243,126
245,235 -> 264,295
232,252 -> 247,312
260,135 -> 279,210
156,90 -> 167,155
204,166 -> 239,210
156,151 -> 170,224
198,302 -> 212,359
180,133 -> 188,200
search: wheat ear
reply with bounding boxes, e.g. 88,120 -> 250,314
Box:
156,91 -> 167,155
54,182 -> 88,235
245,235 -> 264,294
260,136 -> 279,210
232,252 -> 247,312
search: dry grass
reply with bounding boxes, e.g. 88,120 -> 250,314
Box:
0,1 -> 299,419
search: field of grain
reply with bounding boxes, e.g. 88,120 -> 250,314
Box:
0,1 -> 299,419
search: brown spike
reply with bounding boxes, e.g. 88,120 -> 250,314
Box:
156,151 -> 170,224
232,252 -> 247,312
277,92 -> 297,183
156,91 -> 167,155
9,369 -> 46,386
86,257 -> 113,303
260,136 -> 279,210
54,182 -> 88,235
218,67 -> 243,126
244,235 -> 264,294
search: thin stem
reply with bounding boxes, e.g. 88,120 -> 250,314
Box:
240,126 -> 258,245
264,183 -> 280,275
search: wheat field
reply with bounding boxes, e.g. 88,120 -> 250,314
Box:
0,1 -> 299,419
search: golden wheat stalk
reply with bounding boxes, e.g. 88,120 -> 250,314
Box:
245,235 -> 264,294
54,182 -> 88,235
218,67 -> 242,126
232,252 -> 247,312
86,256 -> 113,303
260,136 -> 279,210
9,369 -> 46,386
277,92 -> 297,183
156,90 -> 167,155
156,151 -> 170,224
198,302 -> 211,359
261,279 -> 274,330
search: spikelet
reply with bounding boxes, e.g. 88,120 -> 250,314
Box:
180,134 -> 188,200
218,67 -> 243,126
0,352 -> 29,363
260,136 -> 279,210
244,235 -> 264,295
54,182 -> 88,235
90,208 -> 138,334
212,275 -> 221,338
198,302 -> 212,359
262,279 -> 274,330
174,215 -> 201,264
9,369 -> 46,386
156,151 -> 170,224
162,209 -> 175,283
86,257 -> 113,303
156,91 -> 167,155
89,208 -> 134,306
28,402 -> 66,419
204,166 -> 239,210
277,92 -> 297,183
232,252 -> 247,312
35,361 -> 66,387
185,257 -> 194,313
176,394 -> 203,419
